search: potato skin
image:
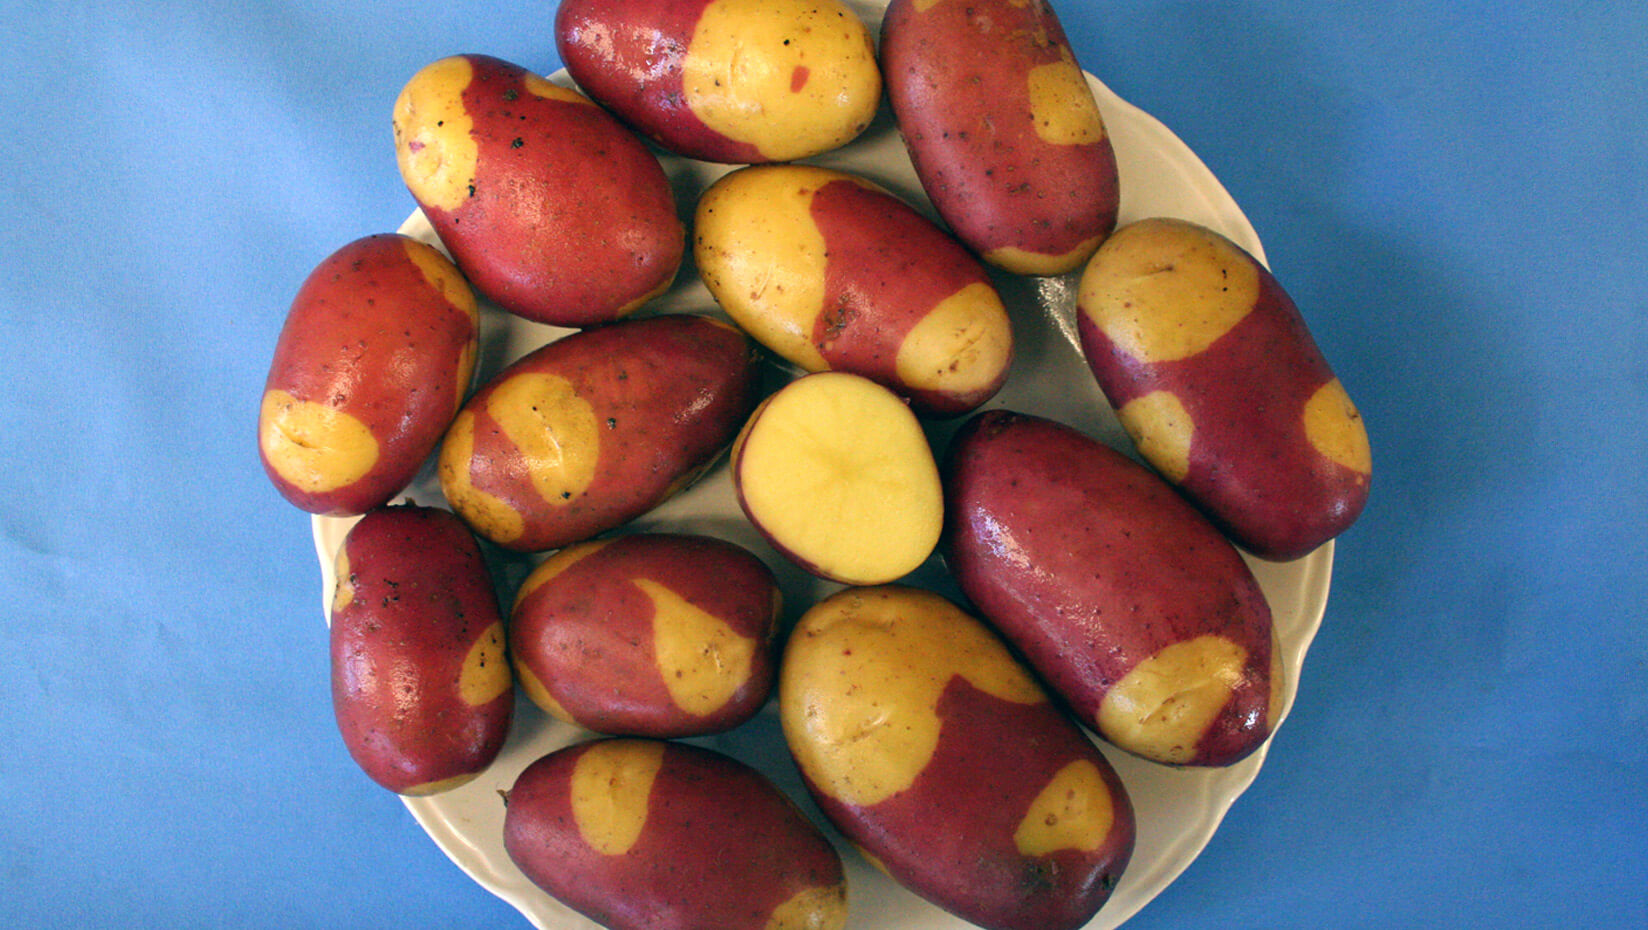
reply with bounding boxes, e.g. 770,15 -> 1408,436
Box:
259,233 -> 477,516
329,504 -> 512,795
781,585 -> 1134,930
881,0 -> 1118,276
944,411 -> 1279,767
393,54 -> 682,327
1077,218 -> 1372,560
509,533 -> 780,737
696,164 -> 1012,416
556,0 -> 880,163
504,738 -> 848,930
438,314 -> 758,552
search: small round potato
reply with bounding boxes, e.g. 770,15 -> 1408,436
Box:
259,233 -> 477,516
330,504 -> 512,795
557,0 -> 881,163
509,533 -> 781,737
504,738 -> 848,930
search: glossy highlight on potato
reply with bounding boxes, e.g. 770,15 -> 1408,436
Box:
509,533 -> 781,737
556,0 -> 881,163
393,54 -> 683,326
437,314 -> 758,552
881,0 -> 1119,275
1077,217 -> 1372,560
944,410 -> 1281,767
259,234 -> 478,516
696,164 -> 1012,416
329,504 -> 512,795
781,585 -> 1134,930
504,738 -> 848,930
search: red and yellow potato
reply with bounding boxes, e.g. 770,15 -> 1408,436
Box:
1077,218 -> 1371,560
782,585 -> 1134,930
556,0 -> 880,163
393,54 -> 682,327
695,164 -> 1012,416
438,314 -> 757,552
880,0 -> 1119,276
509,533 -> 781,737
259,233 -> 477,516
329,504 -> 512,795
504,738 -> 848,930
944,410 -> 1280,767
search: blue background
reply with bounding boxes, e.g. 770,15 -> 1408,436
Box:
4,1 -> 1644,926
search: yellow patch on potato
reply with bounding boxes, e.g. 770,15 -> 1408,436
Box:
1303,378 -> 1372,475
458,621 -> 512,707
1013,759 -> 1115,857
393,56 -> 479,213
1266,629 -> 1287,733
638,579 -> 758,717
570,740 -> 666,855
894,281 -> 1013,397
260,389 -> 380,494
683,0 -> 879,161
1097,634 -> 1248,765
765,883 -> 849,930
1026,50 -> 1107,146
438,411 -> 526,546
485,373 -> 601,507
983,238 -> 1106,277
522,72 -> 597,107
331,547 -> 353,617
400,237 -> 477,325
1117,390 -> 1195,483
782,587 -> 1045,807
515,662 -> 578,724
695,167 -> 833,372
513,539 -> 615,609
1079,218 -> 1260,364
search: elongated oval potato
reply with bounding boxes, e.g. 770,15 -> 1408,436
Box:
509,533 -> 781,737
881,0 -> 1119,276
1077,218 -> 1372,560
438,314 -> 758,552
504,739 -> 848,930
782,585 -> 1134,930
695,163 -> 1012,416
393,54 -> 683,327
556,0 -> 880,163
330,504 -> 512,795
259,233 -> 478,515
944,410 -> 1280,767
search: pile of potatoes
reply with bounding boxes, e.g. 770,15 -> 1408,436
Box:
259,1 -> 1371,928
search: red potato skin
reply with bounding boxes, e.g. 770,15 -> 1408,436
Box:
806,677 -> 1133,930
504,739 -> 845,930
412,55 -> 682,327
880,0 -> 1118,267
330,505 -> 511,794
556,0 -> 764,164
809,179 -> 1010,416
510,533 -> 779,736
1079,254 -> 1370,561
445,315 -> 758,552
260,234 -> 475,515
944,410 -> 1276,767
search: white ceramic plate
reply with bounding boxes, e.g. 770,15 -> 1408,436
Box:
313,4 -> 1331,925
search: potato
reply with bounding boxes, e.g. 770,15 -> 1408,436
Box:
944,410 -> 1280,767
393,54 -> 682,327
781,585 -> 1134,930
556,0 -> 880,163
504,738 -> 848,930
1077,217 -> 1372,560
329,504 -> 511,795
695,163 -> 1012,416
509,533 -> 781,737
259,233 -> 477,516
732,372 -> 942,585
438,314 -> 757,552
880,0 -> 1119,276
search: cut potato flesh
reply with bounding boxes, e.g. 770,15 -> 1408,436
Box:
735,372 -> 942,585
